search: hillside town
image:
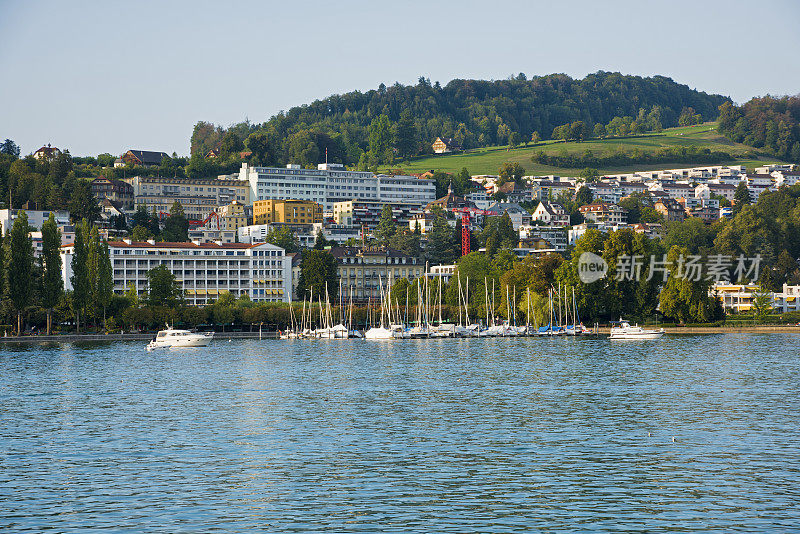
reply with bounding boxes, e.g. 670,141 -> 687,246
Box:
3,143 -> 799,319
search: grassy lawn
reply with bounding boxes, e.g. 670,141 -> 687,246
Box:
385,123 -> 784,176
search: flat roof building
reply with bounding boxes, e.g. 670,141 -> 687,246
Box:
61,240 -> 290,305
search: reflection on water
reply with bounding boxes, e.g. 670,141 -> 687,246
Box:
1,335 -> 799,532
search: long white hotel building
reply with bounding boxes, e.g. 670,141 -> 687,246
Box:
61,240 -> 290,305
239,162 -> 436,211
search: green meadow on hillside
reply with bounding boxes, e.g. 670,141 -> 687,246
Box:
385,123 -> 784,176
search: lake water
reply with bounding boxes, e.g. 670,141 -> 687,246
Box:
1,335 -> 799,532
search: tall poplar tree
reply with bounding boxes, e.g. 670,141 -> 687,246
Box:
41,213 -> 63,335
71,219 -> 89,333
8,211 -> 34,335
97,241 -> 113,327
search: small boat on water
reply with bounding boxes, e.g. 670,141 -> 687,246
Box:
146,327 -> 214,350
609,320 -> 664,340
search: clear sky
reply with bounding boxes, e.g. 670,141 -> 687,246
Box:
1,0 -> 798,157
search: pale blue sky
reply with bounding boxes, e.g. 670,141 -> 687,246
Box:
1,0 -> 799,157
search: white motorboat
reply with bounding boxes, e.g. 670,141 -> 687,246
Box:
609,320 -> 664,340
364,326 -> 394,340
146,327 -> 214,350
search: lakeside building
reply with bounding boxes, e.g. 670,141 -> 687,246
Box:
713,283 -> 800,314
241,163 -> 435,211
0,208 -> 70,234
329,246 -> 423,303
126,176 -> 250,222
60,240 -> 290,305
253,199 -> 323,225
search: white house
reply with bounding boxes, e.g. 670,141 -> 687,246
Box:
530,201 -> 569,227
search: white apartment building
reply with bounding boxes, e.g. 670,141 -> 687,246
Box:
61,240 -> 290,305
0,209 -> 70,234
126,176 -> 251,221
241,162 -> 435,211
376,174 -> 436,205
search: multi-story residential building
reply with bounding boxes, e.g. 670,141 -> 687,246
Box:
465,191 -> 492,209
61,240 -> 290,305
376,174 -> 437,206
654,199 -> 685,222
579,202 -> 627,225
772,171 -> 800,187
532,178 -> 576,200
485,202 -> 532,230
773,284 -> 800,313
650,182 -> 693,200
188,229 -> 237,244
241,162 -> 436,211
745,174 -> 775,201
519,225 -> 568,252
127,176 -> 250,222
0,208 -> 70,234
530,201 -> 569,227
253,199 -> 323,225
214,200 -> 250,231
696,183 -> 736,202
238,223 -> 315,248
495,181 -> 537,203
91,177 -> 135,211
408,212 -> 457,234
332,200 -> 422,232
330,246 -> 423,302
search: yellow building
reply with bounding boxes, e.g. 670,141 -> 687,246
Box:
217,201 -> 249,231
253,199 -> 322,225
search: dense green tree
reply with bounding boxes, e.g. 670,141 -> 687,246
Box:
161,201 -> 189,242
40,214 -> 63,334
313,229 -> 334,250
219,131 -> 245,158
498,162 -> 525,185
71,219 -> 90,332
297,249 -> 338,301
733,181 -> 751,213
1,139 -> 20,157
575,185 -> 594,206
374,204 -> 397,247
97,242 -> 114,327
555,229 -> 609,321
190,72 -> 727,169
658,246 -> 723,323
68,180 -> 100,223
425,215 -> 458,265
368,114 -> 394,164
146,265 -> 183,307
8,211 -> 35,334
265,226 -> 300,253
395,109 -> 417,158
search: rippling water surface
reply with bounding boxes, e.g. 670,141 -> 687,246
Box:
1,335 -> 799,532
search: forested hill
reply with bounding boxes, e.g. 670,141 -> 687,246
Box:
190,71 -> 730,169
